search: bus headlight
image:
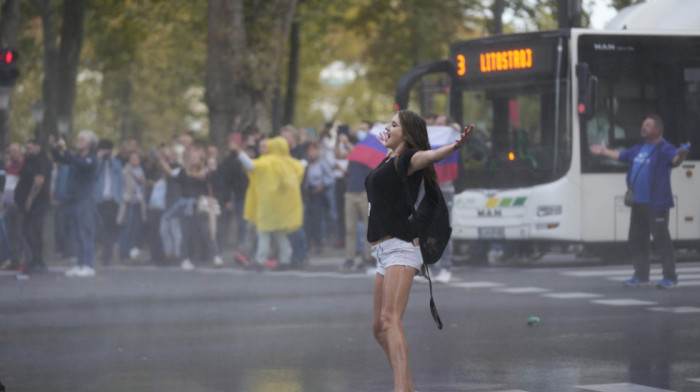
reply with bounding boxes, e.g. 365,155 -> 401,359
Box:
537,205 -> 562,217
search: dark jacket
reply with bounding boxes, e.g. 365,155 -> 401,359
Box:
52,149 -> 99,204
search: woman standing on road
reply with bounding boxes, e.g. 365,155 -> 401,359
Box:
366,110 -> 471,391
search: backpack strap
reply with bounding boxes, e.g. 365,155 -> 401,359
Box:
396,153 -> 444,330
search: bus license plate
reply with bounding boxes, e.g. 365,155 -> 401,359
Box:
478,227 -> 505,239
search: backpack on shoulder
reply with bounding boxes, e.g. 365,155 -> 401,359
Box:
397,157 -> 451,330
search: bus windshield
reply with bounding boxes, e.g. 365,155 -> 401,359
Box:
458,80 -> 571,189
579,34 -> 700,173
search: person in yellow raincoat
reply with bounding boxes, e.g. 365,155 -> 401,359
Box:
234,136 -> 305,270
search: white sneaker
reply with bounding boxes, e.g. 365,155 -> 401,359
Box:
181,259 -> 194,271
74,266 -> 96,278
213,256 -> 223,267
129,247 -> 140,260
434,268 -> 452,284
64,265 -> 82,277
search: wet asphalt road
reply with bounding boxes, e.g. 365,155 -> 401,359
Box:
1,258 -> 700,392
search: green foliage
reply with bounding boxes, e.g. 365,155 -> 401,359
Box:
8,0 -> 598,145
610,0 -> 645,11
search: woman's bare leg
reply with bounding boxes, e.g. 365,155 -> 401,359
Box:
373,266 -> 415,392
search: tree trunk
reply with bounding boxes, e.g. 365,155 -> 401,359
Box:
492,0 -> 504,34
206,0 -> 245,148
34,0 -> 60,144
206,0 -> 297,146
0,0 -> 20,47
0,0 -> 21,150
56,0 -> 86,140
34,0 -> 85,144
283,10 -> 301,126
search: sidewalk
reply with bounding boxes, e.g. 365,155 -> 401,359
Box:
43,244 -> 352,273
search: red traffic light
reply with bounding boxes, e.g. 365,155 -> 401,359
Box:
4,51 -> 12,64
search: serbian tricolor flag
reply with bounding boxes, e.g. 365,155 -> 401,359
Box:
346,125 -> 461,183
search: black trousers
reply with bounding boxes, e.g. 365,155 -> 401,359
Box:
96,200 -> 120,264
628,203 -> 677,281
22,203 -> 49,268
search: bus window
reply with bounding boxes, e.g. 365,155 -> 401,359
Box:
579,34 -> 700,173
460,81 -> 571,189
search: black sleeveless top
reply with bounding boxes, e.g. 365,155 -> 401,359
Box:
365,149 -> 423,242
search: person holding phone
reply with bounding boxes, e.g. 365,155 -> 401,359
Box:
50,131 -> 100,277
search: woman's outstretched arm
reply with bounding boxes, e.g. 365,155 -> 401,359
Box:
408,124 -> 473,175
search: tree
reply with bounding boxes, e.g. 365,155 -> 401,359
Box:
83,0 -> 207,145
32,0 -> 86,144
0,0 -> 21,150
206,0 -> 298,147
611,0 -> 644,11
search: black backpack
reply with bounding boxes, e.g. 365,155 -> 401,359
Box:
397,157 -> 451,330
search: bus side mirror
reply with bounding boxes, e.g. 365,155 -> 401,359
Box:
577,63 -> 598,120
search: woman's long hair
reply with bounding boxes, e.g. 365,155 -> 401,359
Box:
396,110 -> 438,185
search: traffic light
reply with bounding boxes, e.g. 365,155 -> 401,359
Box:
0,48 -> 19,87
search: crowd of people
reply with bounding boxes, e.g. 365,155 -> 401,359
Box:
0,121 -> 385,277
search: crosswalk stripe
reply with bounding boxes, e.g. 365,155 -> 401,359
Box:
688,378 -> 700,383
493,287 -> 552,294
591,299 -> 657,306
576,382 -> 673,391
649,306 -> 700,314
492,390 -> 529,392
608,274 -> 700,282
562,269 -> 631,277
450,281 -> 505,289
541,292 -> 603,299
563,266 -> 700,278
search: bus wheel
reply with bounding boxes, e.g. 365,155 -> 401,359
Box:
452,240 -> 489,266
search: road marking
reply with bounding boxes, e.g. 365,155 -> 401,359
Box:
688,378 -> 700,383
649,306 -> 700,314
541,292 -> 603,299
493,287 -> 552,294
563,266 -> 700,278
563,269 -> 633,277
608,274 -> 700,282
577,383 -> 673,391
591,299 -> 657,306
677,280 -> 700,287
450,281 -> 505,289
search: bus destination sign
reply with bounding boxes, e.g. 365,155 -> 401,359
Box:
451,35 -> 562,85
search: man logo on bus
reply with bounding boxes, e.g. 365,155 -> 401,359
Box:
478,208 -> 502,217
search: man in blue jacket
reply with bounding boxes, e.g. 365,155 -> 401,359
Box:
590,115 -> 689,289
51,131 -> 100,277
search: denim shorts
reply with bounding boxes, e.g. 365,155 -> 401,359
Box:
370,237 -> 423,276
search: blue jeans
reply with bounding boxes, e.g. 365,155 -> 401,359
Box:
181,214 -> 219,262
321,184 -> 340,242
0,210 -> 10,261
66,200 -> 96,268
288,227 -> 308,265
118,202 -> 143,259
234,199 -> 246,246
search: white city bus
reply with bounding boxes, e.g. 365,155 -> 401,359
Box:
395,2 -> 700,262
